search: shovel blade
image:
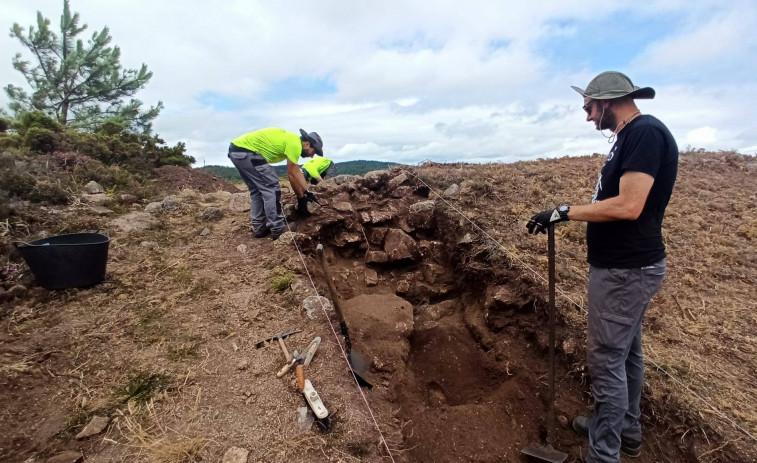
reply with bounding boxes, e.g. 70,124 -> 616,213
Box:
521,443 -> 567,463
348,350 -> 373,389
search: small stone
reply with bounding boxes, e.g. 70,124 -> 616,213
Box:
222,446 -> 250,463
443,184 -> 459,198
396,279 -> 410,294
558,415 -> 569,428
75,415 -> 110,440
199,207 -> 224,222
236,360 -> 249,370
458,233 -> 474,244
237,244 -> 247,254
200,228 -> 211,236
145,202 -> 163,214
118,193 -> 138,205
84,180 -> 105,194
140,241 -> 158,249
365,268 -> 379,286
46,450 -> 83,463
88,206 -> 113,216
332,201 -> 354,212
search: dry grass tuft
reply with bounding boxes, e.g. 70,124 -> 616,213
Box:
118,400 -> 206,463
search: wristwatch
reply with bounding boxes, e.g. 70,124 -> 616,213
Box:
557,204 -> 570,221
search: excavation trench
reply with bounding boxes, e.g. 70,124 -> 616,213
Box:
292,170 -> 692,462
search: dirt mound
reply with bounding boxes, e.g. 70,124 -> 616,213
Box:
1,152 -> 754,463
152,165 -> 240,193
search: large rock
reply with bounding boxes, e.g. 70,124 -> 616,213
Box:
387,172 -> 409,190
360,170 -> 390,190
383,229 -> 419,262
333,174 -> 360,185
360,209 -> 396,224
407,200 -> 435,229
229,193 -> 250,212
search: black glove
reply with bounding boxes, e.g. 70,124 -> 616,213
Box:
297,196 -> 311,215
526,204 -> 570,235
304,190 -> 320,205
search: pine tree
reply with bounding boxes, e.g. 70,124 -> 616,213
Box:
5,0 -> 162,134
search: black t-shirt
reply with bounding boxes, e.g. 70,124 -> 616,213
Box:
586,115 -> 678,268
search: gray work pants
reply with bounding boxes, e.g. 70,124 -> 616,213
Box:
586,259 -> 666,463
228,151 -> 285,235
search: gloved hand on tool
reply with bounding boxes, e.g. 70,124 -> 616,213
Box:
296,190 -> 320,215
304,190 -> 320,205
296,196 -> 311,215
526,204 -> 570,235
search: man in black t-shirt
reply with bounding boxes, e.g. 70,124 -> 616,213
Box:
527,71 -> 678,463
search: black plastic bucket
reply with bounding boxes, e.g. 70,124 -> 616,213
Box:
15,232 -> 109,290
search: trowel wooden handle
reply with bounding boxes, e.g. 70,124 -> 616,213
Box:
277,337 -> 292,362
277,361 -> 295,378
296,365 -> 305,391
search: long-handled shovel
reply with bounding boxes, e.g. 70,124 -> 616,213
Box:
316,244 -> 373,388
522,224 -> 568,463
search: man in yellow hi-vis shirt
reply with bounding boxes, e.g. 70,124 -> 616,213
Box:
302,156 -> 336,184
228,128 -> 323,240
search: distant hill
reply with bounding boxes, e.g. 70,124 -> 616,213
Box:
200,160 -> 399,182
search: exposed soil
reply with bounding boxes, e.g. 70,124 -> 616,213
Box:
1,151 -> 755,463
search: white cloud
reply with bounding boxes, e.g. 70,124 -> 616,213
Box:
1,0 -> 756,166
685,127 -> 717,146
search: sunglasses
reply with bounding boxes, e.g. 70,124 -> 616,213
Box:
582,101 -> 594,115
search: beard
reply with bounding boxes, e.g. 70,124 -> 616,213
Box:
596,106 -> 617,131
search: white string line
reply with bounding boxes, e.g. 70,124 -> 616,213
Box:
283,217 -> 397,462
405,168 -> 757,444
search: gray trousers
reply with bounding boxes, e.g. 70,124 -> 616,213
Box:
586,259 -> 666,463
228,151 -> 285,235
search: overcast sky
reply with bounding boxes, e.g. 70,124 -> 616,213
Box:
2,1 -> 756,167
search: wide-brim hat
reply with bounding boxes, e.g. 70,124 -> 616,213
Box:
571,71 -> 655,100
299,129 -> 324,156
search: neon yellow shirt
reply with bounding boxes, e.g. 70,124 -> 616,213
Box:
302,157 -> 332,179
231,128 -> 302,164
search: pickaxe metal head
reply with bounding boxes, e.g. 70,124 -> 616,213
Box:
254,329 -> 302,349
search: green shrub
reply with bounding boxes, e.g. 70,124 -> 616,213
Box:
269,266 -> 295,293
1,170 -> 35,197
25,127 -> 59,153
15,111 -> 61,136
27,180 -> 70,205
0,133 -> 21,150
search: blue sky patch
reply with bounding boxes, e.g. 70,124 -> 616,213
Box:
196,92 -> 241,111
536,11 -> 681,71
262,76 -> 337,102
